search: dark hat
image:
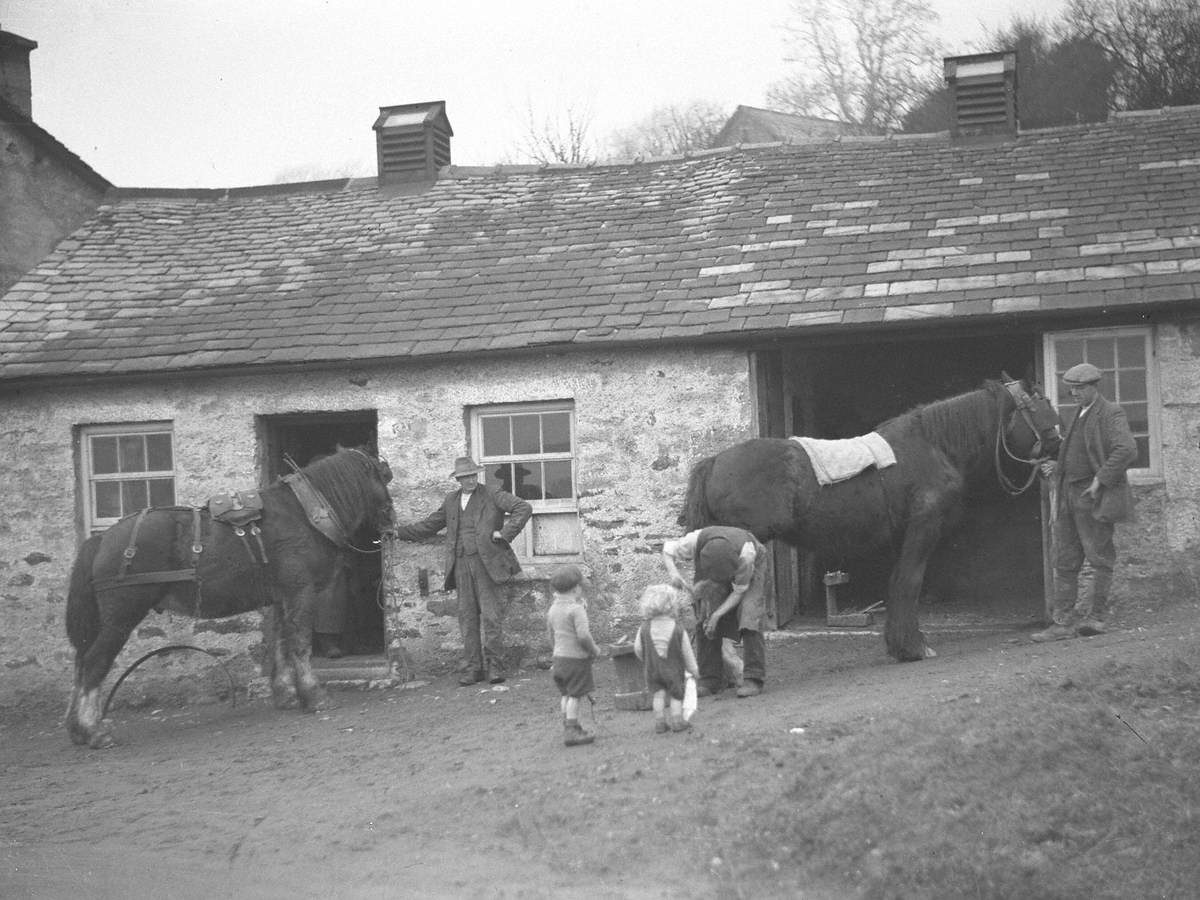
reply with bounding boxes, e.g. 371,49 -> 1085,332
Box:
1063,363 -> 1102,385
450,456 -> 484,478
698,537 -> 739,583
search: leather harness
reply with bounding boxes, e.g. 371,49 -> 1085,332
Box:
91,478 -> 346,596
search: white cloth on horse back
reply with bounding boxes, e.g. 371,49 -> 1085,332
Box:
791,431 -> 897,486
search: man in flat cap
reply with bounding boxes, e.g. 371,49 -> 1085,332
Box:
1033,363 -> 1137,642
663,525 -> 775,697
394,456 -> 532,684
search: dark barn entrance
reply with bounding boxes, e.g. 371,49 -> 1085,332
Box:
259,411 -> 386,659
754,330 -> 1049,627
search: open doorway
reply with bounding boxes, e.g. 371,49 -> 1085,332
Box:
259,411 -> 386,660
755,330 -> 1048,627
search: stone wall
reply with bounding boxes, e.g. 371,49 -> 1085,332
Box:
0,345 -> 752,712
1117,318 -> 1200,606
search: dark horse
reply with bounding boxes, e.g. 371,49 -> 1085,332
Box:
65,447 -> 395,747
681,379 -> 1062,662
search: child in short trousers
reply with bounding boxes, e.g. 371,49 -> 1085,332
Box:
546,565 -> 601,746
633,584 -> 699,733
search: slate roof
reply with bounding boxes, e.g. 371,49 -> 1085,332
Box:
2,105 -> 1200,384
711,105 -> 874,147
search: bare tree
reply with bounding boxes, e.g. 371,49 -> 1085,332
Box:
1065,0 -> 1200,110
902,18 -> 1116,133
605,100 -> 730,160
514,101 -> 598,166
767,0 -> 941,131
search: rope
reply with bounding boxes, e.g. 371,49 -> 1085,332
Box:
103,644 -> 237,718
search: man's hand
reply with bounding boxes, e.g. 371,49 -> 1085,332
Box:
1039,460 -> 1057,479
670,574 -> 688,592
1082,476 -> 1102,501
491,530 -> 505,542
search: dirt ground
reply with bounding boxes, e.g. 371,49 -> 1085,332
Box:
3,601 -> 1197,900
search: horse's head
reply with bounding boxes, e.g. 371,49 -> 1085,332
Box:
367,452 -> 396,535
1000,375 -> 1062,461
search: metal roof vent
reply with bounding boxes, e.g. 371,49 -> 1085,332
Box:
944,51 -> 1017,141
373,101 -> 453,183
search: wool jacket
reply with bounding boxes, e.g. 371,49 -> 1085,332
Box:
395,484 -> 532,589
1055,394 -> 1138,523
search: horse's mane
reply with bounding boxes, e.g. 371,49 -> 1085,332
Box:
884,380 -> 1007,469
302,448 -> 382,521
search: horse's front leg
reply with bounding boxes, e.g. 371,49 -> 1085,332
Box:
884,516 -> 943,662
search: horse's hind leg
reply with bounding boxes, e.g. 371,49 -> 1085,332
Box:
884,518 -> 943,662
68,621 -> 139,748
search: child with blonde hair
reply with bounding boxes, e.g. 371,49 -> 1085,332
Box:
633,584 -> 699,733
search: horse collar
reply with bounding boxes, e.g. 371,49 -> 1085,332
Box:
283,471 -> 349,548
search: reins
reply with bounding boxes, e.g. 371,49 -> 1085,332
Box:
994,378 -> 1051,496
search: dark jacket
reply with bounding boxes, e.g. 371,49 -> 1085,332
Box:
394,484 -> 532,589
1056,394 -> 1138,523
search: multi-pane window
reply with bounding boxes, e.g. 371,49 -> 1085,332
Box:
1044,328 -> 1158,476
81,424 -> 176,532
472,402 -> 581,559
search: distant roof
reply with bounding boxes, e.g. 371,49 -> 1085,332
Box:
711,105 -> 874,147
3,106 -> 1200,384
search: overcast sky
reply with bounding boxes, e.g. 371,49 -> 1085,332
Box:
4,0 -> 1065,188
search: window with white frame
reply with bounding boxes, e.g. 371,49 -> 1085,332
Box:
471,401 -> 581,559
80,423 -> 176,533
1043,327 -> 1159,477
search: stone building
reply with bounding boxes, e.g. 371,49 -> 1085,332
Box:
2,60 -> 1199,712
0,28 -> 110,295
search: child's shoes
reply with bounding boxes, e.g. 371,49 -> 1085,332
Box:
670,716 -> 692,733
654,719 -> 669,734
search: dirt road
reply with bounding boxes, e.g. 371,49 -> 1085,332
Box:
3,607 -> 1193,899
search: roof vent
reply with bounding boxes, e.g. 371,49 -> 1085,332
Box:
944,51 -> 1017,141
372,101 -> 453,183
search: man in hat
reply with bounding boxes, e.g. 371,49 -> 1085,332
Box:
662,525 -> 775,698
394,456 -> 532,684
1033,362 -> 1138,642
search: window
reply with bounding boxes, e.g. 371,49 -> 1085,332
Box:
1043,327 -> 1159,477
471,402 -> 581,559
80,423 -> 176,533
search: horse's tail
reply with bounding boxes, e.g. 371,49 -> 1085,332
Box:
66,534 -> 103,660
680,454 -> 717,530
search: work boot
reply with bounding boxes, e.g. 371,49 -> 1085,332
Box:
735,680 -> 763,698
564,720 -> 594,746
1031,624 -> 1075,643
1076,619 -> 1108,637
695,682 -> 722,698
458,670 -> 485,686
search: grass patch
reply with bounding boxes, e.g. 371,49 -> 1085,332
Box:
727,648 -> 1200,899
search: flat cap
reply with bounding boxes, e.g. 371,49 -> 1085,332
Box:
1063,362 -> 1102,384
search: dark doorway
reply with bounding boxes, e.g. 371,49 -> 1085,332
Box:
260,411 -> 385,658
756,331 -> 1047,626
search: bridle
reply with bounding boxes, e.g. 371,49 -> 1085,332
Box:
994,373 -> 1060,496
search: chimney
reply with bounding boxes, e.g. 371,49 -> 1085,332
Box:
372,101 -> 453,183
0,28 -> 38,118
944,51 -> 1017,141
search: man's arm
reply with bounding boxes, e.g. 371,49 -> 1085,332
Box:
704,584 -> 747,637
662,531 -> 699,591
492,490 -> 532,542
393,503 -> 448,542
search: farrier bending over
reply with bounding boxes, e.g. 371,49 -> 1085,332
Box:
662,525 -> 775,698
